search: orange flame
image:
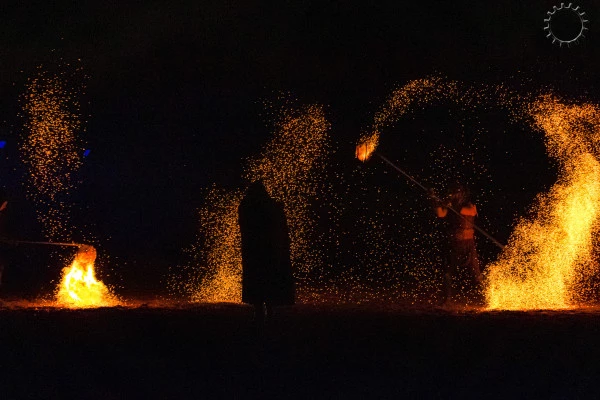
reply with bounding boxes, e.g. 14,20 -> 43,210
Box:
356,133 -> 379,162
56,245 -> 119,308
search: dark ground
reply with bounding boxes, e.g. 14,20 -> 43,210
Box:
1,303 -> 600,399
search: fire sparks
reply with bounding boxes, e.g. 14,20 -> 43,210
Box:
356,79 -> 442,163
21,66 -> 117,306
187,187 -> 244,303
245,103 -> 331,278
20,68 -> 84,240
365,77 -> 600,309
56,246 -> 119,308
485,97 -> 600,310
175,77 -> 600,309
174,99 -> 331,302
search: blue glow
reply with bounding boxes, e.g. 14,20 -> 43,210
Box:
0,141 -> 5,149
83,149 -> 91,157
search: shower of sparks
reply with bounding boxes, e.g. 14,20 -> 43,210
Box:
175,77 -> 600,308
186,187 -> 244,303
364,76 -> 600,309
485,96 -> 600,310
21,68 -> 84,241
174,100 -> 331,302
56,245 -> 120,308
245,103 -> 331,277
21,66 -> 117,306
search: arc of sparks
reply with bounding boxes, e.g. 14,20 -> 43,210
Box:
357,144 -> 505,250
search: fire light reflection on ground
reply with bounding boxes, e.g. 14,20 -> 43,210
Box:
4,299 -> 600,317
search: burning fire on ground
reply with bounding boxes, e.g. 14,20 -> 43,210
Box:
56,245 -> 119,308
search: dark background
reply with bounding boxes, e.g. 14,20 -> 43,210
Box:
0,0 -> 598,296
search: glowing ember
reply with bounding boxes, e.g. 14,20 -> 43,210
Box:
56,245 -> 119,308
356,133 -> 378,162
485,96 -> 600,310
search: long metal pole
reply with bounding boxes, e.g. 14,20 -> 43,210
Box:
375,152 -> 506,250
0,239 -> 83,248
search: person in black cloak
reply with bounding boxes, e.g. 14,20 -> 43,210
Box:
431,183 -> 482,305
238,180 -> 294,322
0,188 -> 8,286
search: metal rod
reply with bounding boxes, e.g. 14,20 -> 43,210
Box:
0,239 -> 83,248
375,152 -> 506,250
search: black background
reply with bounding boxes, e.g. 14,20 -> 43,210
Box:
0,1 -> 598,296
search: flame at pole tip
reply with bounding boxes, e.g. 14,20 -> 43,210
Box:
355,132 -> 379,162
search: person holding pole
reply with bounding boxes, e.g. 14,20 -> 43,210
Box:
431,183 -> 482,305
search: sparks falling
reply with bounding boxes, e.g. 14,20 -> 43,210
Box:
485,96 -> 600,310
21,69 -> 84,240
364,77 -> 600,309
175,100 -> 331,303
21,66 -> 117,306
177,77 -> 600,308
245,103 -> 331,278
187,187 -> 244,303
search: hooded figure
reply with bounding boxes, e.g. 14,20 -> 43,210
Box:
238,180 -> 294,319
0,188 -> 7,235
0,188 -> 8,286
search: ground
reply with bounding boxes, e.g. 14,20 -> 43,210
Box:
1,302 -> 599,399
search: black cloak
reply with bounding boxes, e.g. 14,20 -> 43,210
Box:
238,181 -> 294,305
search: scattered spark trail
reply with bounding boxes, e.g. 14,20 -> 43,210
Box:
485,97 -> 600,310
186,187 -> 244,303
21,68 -> 84,240
174,100 -> 331,302
244,103 -> 332,278
21,66 -> 118,307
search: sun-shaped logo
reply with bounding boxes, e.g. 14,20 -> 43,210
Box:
544,3 -> 588,47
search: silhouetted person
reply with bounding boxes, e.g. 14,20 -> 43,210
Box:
238,180 -> 294,323
432,183 -> 482,304
0,188 -> 8,286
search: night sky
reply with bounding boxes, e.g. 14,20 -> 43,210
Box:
0,1 -> 599,293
